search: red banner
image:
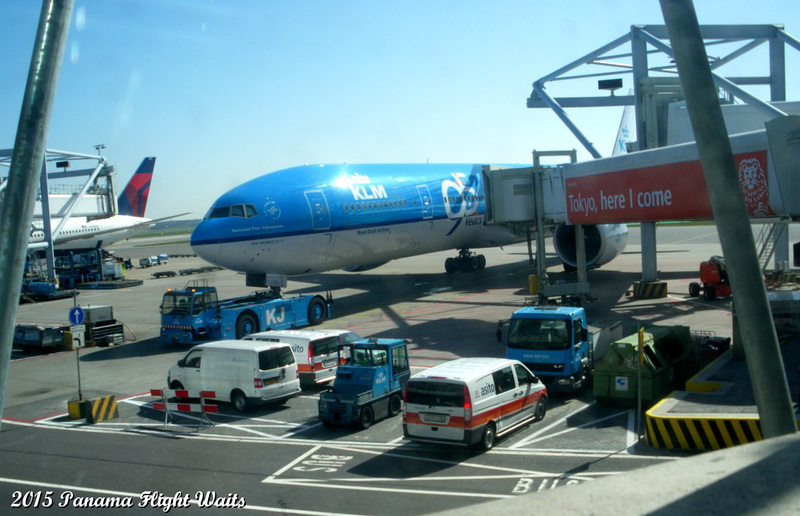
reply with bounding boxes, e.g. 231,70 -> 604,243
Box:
565,150 -> 773,224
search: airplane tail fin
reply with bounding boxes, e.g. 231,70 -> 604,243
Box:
612,91 -> 636,156
117,157 -> 156,217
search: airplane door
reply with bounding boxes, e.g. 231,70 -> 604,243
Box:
304,191 -> 331,231
416,185 -> 433,220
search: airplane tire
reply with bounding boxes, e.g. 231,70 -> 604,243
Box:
477,254 -> 486,269
307,297 -> 326,325
445,258 -> 457,274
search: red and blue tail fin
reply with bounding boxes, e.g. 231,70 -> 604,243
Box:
118,157 -> 156,217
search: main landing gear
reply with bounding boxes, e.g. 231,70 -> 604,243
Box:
445,249 -> 486,273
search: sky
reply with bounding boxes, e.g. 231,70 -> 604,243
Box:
2,1 -> 799,220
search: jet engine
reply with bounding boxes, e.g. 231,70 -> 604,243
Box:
553,223 -> 628,269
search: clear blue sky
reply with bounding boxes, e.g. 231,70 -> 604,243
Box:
2,1 -> 799,219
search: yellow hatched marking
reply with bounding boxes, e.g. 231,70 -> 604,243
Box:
668,419 -> 689,449
699,420 -> 720,450
685,419 -> 704,449
645,417 -> 660,448
716,420 -> 735,448
655,418 -> 674,449
732,421 -> 749,444
747,420 -> 762,441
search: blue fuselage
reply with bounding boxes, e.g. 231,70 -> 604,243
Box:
190,163 -> 526,277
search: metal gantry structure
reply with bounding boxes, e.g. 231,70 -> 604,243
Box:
527,24 -> 800,282
0,148 -> 116,280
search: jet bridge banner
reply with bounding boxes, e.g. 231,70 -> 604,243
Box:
564,150 -> 774,224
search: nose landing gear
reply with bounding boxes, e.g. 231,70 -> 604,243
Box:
445,249 -> 486,273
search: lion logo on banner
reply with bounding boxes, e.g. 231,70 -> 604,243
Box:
738,158 -> 771,217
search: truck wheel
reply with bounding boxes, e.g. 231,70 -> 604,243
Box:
480,423 -> 496,451
534,396 -> 547,422
235,312 -> 258,339
359,406 -> 374,429
232,390 -> 248,412
388,394 -> 402,417
307,297 -> 326,325
703,284 -> 716,301
689,282 -> 701,297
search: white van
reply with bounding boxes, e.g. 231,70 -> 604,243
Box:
245,329 -> 360,386
403,358 -> 547,450
167,340 -> 300,412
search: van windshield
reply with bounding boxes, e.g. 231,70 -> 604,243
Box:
405,381 -> 463,407
507,318 -> 571,351
258,348 -> 295,370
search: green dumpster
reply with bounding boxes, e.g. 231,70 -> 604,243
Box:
593,325 -> 690,408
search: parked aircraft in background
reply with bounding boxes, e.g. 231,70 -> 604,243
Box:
27,157 -> 172,253
190,163 -> 629,287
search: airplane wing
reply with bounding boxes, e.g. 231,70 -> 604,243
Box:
32,213 -> 192,246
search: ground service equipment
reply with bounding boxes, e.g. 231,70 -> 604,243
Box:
159,280 -> 331,344
689,256 -> 731,301
500,305 -> 622,392
318,338 -> 410,429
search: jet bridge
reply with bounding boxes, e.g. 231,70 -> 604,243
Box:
505,23 -> 800,298
486,116 -> 800,300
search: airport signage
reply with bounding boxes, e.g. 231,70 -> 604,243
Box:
68,306 -> 85,326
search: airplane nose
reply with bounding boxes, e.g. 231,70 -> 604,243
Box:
193,242 -> 222,264
190,223 -> 222,264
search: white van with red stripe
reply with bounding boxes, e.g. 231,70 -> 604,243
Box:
403,358 -> 547,450
245,329 -> 360,386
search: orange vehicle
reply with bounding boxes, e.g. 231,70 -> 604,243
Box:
689,256 -> 731,301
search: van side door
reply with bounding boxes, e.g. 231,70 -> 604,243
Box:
178,349 -> 204,391
512,363 -> 537,422
491,366 -> 518,432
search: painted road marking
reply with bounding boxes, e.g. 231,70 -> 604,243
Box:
260,444 -> 621,500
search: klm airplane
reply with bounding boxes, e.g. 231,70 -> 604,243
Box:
190,163 -> 628,288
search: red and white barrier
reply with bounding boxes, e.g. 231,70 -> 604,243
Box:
150,388 -> 217,428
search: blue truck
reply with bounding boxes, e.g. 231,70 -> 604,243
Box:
499,305 -> 622,392
160,280 -> 331,344
318,338 -> 410,429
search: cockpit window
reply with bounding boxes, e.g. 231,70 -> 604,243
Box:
204,204 -> 258,220
207,206 -> 230,219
